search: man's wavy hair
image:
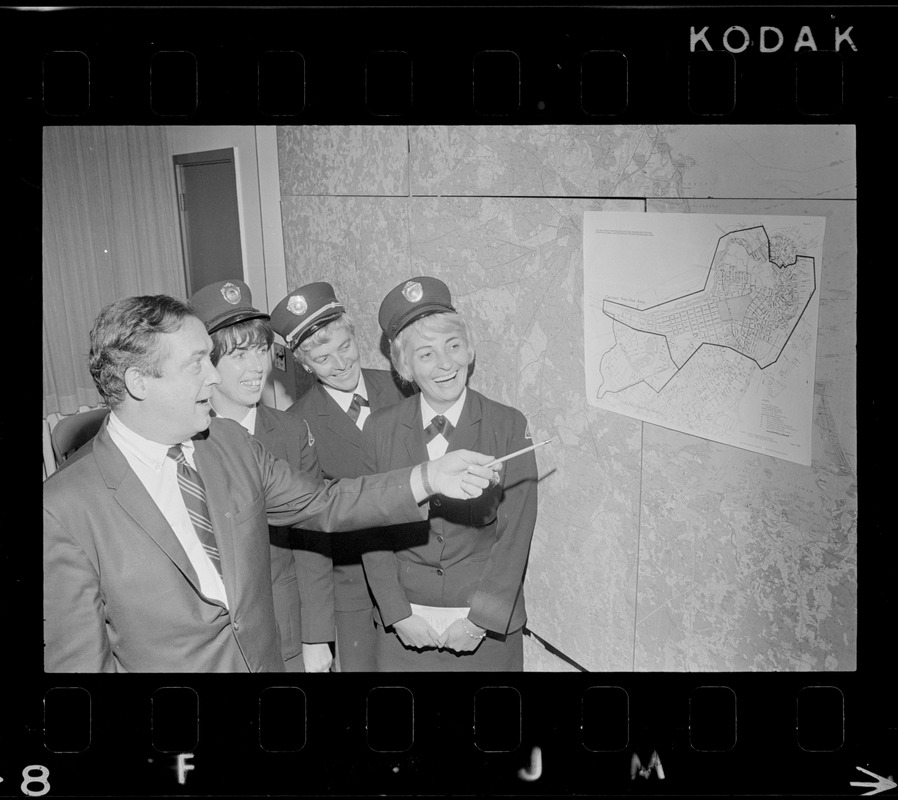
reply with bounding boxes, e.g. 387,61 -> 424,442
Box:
88,295 -> 194,407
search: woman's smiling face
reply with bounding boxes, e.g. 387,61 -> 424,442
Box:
302,322 -> 362,393
404,317 -> 472,413
213,343 -> 272,413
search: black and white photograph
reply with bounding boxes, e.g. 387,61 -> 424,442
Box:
42,123 -> 858,675
17,3 -> 890,797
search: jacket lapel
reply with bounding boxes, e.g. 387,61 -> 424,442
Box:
254,404 -> 276,438
364,368 -> 391,412
317,382 -> 362,446
447,390 -> 482,455
93,421 -> 205,594
402,399 -> 429,466
253,405 -> 287,460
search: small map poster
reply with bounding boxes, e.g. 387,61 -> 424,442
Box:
583,211 -> 825,466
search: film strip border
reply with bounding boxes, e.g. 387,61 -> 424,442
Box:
12,4 -> 891,798
8,674 -> 895,796
5,6 -> 893,124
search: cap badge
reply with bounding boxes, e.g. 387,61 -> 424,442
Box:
287,295 -> 308,316
402,281 -> 423,303
220,282 -> 241,305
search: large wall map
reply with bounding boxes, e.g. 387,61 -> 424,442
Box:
584,212 -> 825,466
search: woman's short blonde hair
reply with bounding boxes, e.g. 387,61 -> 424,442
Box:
391,312 -> 474,384
295,313 -> 355,366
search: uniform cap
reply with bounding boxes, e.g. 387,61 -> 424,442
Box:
378,276 -> 455,340
270,282 -> 345,349
188,279 -> 269,334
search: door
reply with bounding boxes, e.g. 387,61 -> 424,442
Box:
174,148 -> 244,295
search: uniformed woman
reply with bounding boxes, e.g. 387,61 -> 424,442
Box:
188,279 -> 334,673
361,276 -> 538,671
270,282 -> 411,671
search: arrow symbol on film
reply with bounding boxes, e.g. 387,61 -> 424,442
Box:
851,766 -> 897,796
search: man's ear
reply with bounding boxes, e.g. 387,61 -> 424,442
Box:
123,367 -> 148,400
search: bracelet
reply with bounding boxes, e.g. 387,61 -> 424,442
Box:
461,617 -> 486,640
420,461 -> 436,497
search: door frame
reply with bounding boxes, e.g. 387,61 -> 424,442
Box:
173,147 -> 242,296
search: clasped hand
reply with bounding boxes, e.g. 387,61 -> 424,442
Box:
393,614 -> 486,653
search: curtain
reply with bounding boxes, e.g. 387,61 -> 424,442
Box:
42,126 -> 186,417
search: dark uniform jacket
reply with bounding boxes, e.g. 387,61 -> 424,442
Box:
253,404 -> 334,670
287,368 -> 409,611
360,389 -> 538,637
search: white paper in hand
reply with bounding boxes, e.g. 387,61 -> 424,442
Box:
410,603 -> 470,635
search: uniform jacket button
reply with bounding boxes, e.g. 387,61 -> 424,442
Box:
436,568 -> 444,576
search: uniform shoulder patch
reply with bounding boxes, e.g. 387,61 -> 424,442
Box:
305,419 -> 315,447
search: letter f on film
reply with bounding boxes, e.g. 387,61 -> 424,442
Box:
177,753 -> 195,785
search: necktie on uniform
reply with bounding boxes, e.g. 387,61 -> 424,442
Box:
424,414 -> 454,443
347,392 -> 369,423
167,444 -> 223,578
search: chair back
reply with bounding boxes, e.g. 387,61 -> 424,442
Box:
51,408 -> 110,468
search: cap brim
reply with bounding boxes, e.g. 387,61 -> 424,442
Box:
293,309 -> 345,346
206,309 -> 270,334
389,302 -> 455,339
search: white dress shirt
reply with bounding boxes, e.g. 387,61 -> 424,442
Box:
323,372 -> 371,430
106,411 -> 229,606
421,387 -> 466,461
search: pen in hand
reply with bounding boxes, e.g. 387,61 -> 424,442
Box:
484,438 -> 553,469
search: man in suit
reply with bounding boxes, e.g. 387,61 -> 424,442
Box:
189,279 -> 334,673
43,293 -> 502,673
270,283 -> 411,671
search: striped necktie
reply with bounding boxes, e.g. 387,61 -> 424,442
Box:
347,392 -> 369,423
424,414 -> 454,443
167,444 -> 222,578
